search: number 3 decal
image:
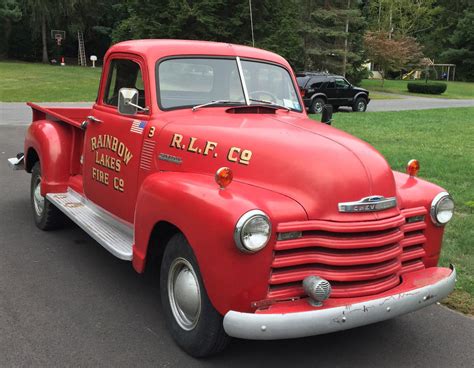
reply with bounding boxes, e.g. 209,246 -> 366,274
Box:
148,126 -> 155,138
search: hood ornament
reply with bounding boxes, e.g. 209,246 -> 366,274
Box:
338,195 -> 397,213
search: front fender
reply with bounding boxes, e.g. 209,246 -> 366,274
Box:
133,171 -> 307,315
25,120 -> 73,195
394,171 -> 448,266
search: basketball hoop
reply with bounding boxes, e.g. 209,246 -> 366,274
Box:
51,30 -> 66,46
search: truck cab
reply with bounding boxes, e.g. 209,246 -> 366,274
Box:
9,40 -> 455,357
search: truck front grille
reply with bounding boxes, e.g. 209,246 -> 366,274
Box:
270,207 -> 427,300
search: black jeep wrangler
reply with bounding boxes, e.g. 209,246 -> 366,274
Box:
296,72 -> 370,113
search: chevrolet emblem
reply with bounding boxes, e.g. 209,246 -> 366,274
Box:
338,196 -> 397,213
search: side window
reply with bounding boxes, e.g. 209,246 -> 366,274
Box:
310,78 -> 324,89
326,79 -> 336,89
335,78 -> 350,89
103,59 -> 146,107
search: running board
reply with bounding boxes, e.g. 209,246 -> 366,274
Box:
46,190 -> 133,260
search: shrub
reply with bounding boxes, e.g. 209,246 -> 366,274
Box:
407,82 -> 447,94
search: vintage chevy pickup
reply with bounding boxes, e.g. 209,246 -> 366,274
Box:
8,40 -> 455,357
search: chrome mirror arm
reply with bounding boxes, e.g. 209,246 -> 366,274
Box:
125,100 -> 149,113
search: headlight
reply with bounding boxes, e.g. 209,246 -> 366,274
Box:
234,210 -> 271,253
430,192 -> 454,226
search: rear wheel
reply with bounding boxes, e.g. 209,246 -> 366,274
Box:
160,233 -> 230,357
352,97 -> 367,112
30,162 -> 64,230
309,97 -> 325,114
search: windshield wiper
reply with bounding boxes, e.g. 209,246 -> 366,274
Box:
192,100 -> 244,111
249,98 -> 291,112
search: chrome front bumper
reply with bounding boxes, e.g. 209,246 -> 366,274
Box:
223,266 -> 456,340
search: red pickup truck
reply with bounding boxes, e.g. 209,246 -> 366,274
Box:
8,40 -> 455,357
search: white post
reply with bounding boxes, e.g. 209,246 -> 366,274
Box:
90,55 -> 97,68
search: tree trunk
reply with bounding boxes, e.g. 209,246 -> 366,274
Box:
0,20 -> 12,59
342,0 -> 351,77
41,14 -> 48,63
388,3 -> 393,39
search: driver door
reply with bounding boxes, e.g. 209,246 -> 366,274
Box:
335,78 -> 352,105
83,56 -> 151,223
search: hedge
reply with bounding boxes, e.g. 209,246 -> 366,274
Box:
407,82 -> 447,95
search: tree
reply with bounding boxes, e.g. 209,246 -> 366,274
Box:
364,31 -> 423,86
26,0 -> 76,63
366,0 -> 439,37
111,0 -> 304,68
299,0 -> 365,77
440,6 -> 474,81
0,0 -> 22,59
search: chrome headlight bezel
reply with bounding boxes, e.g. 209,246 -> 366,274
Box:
430,192 -> 454,226
234,210 -> 272,253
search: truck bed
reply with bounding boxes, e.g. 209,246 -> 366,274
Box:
27,102 -> 92,128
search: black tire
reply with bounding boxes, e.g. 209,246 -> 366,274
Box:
30,162 -> 64,230
160,233 -> 230,357
352,97 -> 367,112
309,97 -> 325,114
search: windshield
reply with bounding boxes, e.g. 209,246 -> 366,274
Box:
157,57 -> 302,112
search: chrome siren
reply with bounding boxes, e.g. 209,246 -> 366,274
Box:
303,276 -> 332,307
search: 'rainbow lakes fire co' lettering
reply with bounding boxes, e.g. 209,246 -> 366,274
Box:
90,135 -> 133,169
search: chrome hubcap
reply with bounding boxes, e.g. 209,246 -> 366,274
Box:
358,101 -> 365,111
315,103 -> 323,113
168,257 -> 201,331
33,176 -> 45,216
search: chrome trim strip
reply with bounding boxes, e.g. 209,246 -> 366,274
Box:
338,195 -> 397,213
236,56 -> 250,106
223,266 -> 456,340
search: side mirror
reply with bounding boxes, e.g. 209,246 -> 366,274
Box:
118,88 -> 139,115
321,104 -> 333,125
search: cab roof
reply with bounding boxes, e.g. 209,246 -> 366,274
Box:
106,39 -> 290,68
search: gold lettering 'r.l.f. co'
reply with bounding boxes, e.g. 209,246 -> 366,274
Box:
169,133 -> 252,165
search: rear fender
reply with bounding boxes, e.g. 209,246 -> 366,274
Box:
25,120 -> 73,195
133,171 -> 307,315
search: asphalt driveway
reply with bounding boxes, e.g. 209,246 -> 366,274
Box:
2,95 -> 474,126
0,114 -> 473,367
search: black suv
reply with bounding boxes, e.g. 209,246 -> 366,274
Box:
296,72 -> 370,113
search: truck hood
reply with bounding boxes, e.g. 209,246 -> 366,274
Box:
157,109 -> 399,221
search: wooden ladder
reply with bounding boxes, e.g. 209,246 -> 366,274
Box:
78,30 -> 87,67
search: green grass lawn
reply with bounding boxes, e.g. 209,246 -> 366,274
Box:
0,61 -> 101,102
360,79 -> 474,99
311,108 -> 474,315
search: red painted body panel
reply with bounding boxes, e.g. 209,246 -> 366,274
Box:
25,119 -> 73,195
22,40 -> 451,318
133,171 -> 307,314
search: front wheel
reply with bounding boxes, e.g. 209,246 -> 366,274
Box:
352,97 -> 368,112
160,234 -> 230,357
309,97 -> 325,114
30,162 -> 64,230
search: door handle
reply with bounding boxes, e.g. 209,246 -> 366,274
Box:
87,115 -> 103,123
